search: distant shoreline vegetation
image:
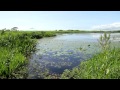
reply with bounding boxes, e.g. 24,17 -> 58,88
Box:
20,30 -> 120,33
1,28 -> 120,33
54,30 -> 120,33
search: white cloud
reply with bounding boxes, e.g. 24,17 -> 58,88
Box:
92,22 -> 120,30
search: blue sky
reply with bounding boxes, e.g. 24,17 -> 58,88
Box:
0,11 -> 120,31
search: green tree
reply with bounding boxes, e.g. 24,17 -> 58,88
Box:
11,27 -> 18,31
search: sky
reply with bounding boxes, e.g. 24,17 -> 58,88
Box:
0,11 -> 120,31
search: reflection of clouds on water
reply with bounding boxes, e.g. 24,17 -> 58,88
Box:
91,34 -> 102,38
111,37 -> 120,41
91,33 -> 120,41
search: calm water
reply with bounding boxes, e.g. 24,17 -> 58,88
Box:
28,33 -> 120,78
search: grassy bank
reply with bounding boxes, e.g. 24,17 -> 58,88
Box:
61,48 -> 120,79
0,30 -> 56,79
61,33 -> 120,79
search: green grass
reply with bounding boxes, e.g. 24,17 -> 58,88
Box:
0,30 -> 56,79
61,48 -> 120,79
61,33 -> 120,79
0,47 -> 26,79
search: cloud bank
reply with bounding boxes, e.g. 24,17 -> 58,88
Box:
92,22 -> 120,30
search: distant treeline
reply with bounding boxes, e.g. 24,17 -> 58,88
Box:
1,29 -> 120,33
54,30 -> 120,33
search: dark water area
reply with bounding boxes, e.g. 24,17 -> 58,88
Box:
28,33 -> 120,78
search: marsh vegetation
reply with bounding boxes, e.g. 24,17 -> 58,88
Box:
0,30 -> 56,78
0,29 -> 120,79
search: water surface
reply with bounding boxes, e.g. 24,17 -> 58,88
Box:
28,33 -> 120,78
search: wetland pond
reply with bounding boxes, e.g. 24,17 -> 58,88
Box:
28,33 -> 120,78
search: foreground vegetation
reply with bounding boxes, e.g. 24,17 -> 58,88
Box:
61,33 -> 120,79
0,30 -> 56,79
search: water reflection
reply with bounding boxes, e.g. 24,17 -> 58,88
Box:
28,33 -> 120,78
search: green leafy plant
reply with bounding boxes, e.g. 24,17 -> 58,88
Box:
98,33 -> 111,51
